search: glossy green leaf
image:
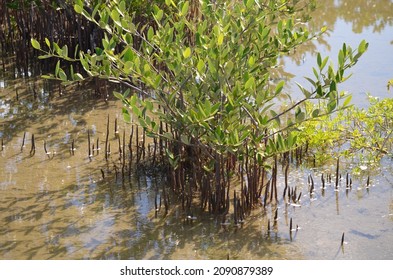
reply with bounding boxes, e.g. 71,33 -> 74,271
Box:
74,4 -> 83,14
31,39 -> 40,50
45,38 -> 50,48
73,73 -> 84,81
358,40 -> 368,54
183,47 -> 191,58
248,56 -> 255,67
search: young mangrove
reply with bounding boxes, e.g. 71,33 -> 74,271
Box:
31,0 -> 368,220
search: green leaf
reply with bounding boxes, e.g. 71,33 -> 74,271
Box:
111,9 -> 120,25
38,55 -> 52,59
122,108 -> 131,123
155,9 -> 163,21
55,61 -> 60,76
277,133 -> 285,151
245,77 -> 255,89
147,26 -> 154,41
270,110 -> 280,126
131,104 -> 141,117
330,81 -> 337,92
197,59 -> 205,73
358,40 -> 368,54
180,134 -> 190,145
248,56 -> 255,67
183,47 -> 191,58
338,49 -> 344,66
119,1 -> 126,14
312,67 -> 319,79
287,132 -> 296,148
343,94 -> 352,107
225,60 -> 234,74
73,73 -> 84,81
296,82 -> 311,98
41,75 -> 54,79
54,43 -> 62,56
295,108 -> 305,122
153,75 -> 162,89
163,132 -> 174,141
58,69 -> 67,81
181,1 -> 189,16
275,80 -> 285,95
317,53 -> 322,68
62,45 -> 68,58
113,91 -> 124,100
217,33 -> 224,46
45,38 -> 50,48
327,100 -> 337,112
246,0 -> 254,9
74,4 -> 83,14
31,39 -> 40,50
320,56 -> 329,71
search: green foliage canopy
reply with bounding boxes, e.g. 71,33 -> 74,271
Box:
31,0 -> 368,170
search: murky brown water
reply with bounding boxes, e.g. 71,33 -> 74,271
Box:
1,1 -> 393,259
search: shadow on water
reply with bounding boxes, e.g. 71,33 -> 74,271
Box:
0,164 -> 300,260
0,77 -> 113,145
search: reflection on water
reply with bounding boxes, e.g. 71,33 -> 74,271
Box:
1,1 -> 393,260
284,0 -> 393,108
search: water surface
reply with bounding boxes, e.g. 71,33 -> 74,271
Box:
1,0 -> 393,259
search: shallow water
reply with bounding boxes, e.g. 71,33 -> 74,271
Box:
284,0 -> 393,108
1,1 -> 393,260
